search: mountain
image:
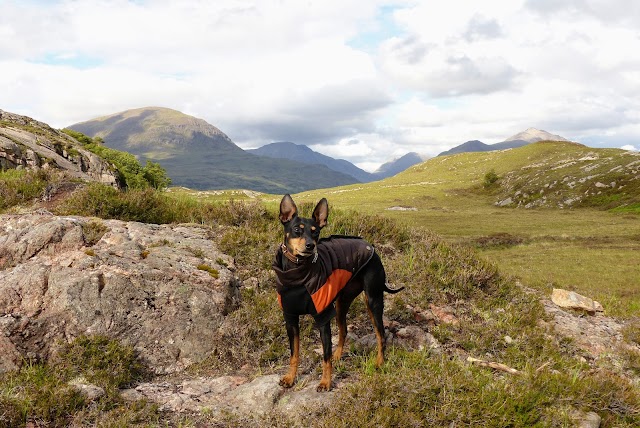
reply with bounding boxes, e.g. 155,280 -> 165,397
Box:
248,142 -> 373,182
248,142 -> 427,182
504,128 -> 569,143
438,128 -> 569,156
373,152 -> 426,179
68,107 -> 359,193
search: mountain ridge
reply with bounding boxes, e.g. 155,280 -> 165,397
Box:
438,128 -> 570,157
68,107 -> 360,193
248,142 -> 374,182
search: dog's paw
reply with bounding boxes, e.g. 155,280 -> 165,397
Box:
316,380 -> 331,392
279,375 -> 295,388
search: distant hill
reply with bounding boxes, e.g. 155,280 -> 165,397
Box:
248,142 -> 426,182
438,128 -> 569,156
372,152 -> 426,179
68,107 -> 359,193
248,142 -> 373,182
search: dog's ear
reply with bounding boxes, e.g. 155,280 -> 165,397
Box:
312,198 -> 328,228
279,194 -> 298,224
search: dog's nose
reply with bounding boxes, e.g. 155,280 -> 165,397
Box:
305,242 -> 315,251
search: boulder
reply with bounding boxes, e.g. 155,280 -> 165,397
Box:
0,212 -> 241,374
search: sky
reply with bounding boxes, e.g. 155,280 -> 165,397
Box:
2,0 -> 640,171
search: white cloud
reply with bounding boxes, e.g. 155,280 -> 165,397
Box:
621,145 -> 639,151
1,0 -> 640,167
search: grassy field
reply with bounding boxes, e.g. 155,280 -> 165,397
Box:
291,142 -> 640,317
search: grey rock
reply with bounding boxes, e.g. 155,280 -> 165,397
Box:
395,325 -> 441,351
69,377 -> 106,401
574,410 -> 601,428
0,212 -> 241,374
227,374 -> 282,415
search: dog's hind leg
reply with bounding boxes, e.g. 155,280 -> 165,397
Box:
279,315 -> 300,388
365,292 -> 386,368
317,322 -> 333,391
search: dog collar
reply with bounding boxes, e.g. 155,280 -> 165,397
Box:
281,243 -> 318,264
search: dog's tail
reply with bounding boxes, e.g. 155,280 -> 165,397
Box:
384,282 -> 405,294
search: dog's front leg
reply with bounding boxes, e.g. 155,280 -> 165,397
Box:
280,315 -> 300,388
316,322 -> 333,391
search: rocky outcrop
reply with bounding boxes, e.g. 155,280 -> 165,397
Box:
0,212 -> 241,374
542,292 -> 640,372
0,109 -> 122,188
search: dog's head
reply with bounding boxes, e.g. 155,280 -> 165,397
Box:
279,194 -> 328,259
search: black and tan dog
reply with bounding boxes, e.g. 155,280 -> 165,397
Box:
273,194 -> 403,391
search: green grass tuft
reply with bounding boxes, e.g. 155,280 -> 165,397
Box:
197,264 -> 219,278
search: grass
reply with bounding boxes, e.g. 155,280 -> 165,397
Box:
0,336 -> 150,427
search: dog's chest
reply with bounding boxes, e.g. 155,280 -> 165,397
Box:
273,236 -> 374,317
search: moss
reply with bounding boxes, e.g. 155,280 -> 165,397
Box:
82,220 -> 108,246
197,264 -> 219,278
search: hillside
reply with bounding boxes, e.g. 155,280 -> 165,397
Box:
248,142 -> 373,182
0,109 -> 122,187
68,107 -> 359,193
299,141 -> 640,212
2,137 -> 639,426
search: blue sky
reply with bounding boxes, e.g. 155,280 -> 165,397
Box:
2,0 -> 639,170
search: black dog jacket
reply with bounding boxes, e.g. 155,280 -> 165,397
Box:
273,236 -> 375,327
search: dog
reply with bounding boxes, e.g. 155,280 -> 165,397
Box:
272,194 -> 404,391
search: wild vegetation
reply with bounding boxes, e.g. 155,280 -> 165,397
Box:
1,184 -> 639,426
62,129 -> 171,190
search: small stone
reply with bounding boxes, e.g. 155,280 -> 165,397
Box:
573,410 -> 601,428
69,377 -> 105,401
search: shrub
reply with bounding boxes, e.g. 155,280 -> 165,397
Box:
57,335 -> 146,392
55,183 -> 177,224
0,168 -> 51,210
82,220 -> 109,246
61,129 -> 171,190
483,169 -> 500,188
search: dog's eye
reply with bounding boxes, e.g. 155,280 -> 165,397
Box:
293,227 -> 301,233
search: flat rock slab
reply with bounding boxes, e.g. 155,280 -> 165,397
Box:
122,374 -> 336,421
